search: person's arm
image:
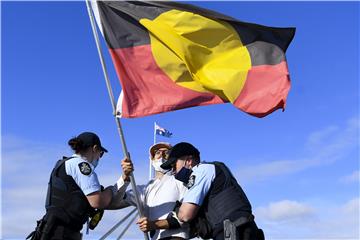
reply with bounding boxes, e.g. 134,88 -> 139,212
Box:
137,207 -> 192,233
106,180 -> 132,210
137,217 -> 169,232
87,157 -> 134,209
178,202 -> 199,222
87,188 -> 113,209
179,164 -> 215,220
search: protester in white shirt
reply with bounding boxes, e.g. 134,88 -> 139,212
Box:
110,142 -> 189,240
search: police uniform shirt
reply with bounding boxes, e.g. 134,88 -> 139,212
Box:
65,154 -> 101,195
117,173 -> 190,240
182,163 -> 216,206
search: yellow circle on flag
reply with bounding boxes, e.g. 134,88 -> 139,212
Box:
140,9 -> 251,102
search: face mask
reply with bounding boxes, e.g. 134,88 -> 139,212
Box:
152,158 -> 168,173
175,167 -> 193,184
92,159 -> 99,168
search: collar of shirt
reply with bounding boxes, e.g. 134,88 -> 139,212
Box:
71,154 -> 96,167
72,153 -> 82,159
191,162 -> 202,171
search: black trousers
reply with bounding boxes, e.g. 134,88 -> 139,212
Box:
159,237 -> 185,240
48,225 -> 82,240
213,221 -> 263,240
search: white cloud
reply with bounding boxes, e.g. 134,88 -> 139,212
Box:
235,158 -> 317,182
341,197 -> 360,214
254,198 -> 359,239
340,170 -> 360,184
255,200 -> 314,222
305,125 -> 339,150
236,116 -> 359,182
309,117 -> 359,161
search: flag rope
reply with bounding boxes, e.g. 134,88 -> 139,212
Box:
85,1 -> 149,239
99,208 -> 137,240
116,211 -> 139,240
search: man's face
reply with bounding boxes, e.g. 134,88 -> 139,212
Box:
153,147 -> 169,161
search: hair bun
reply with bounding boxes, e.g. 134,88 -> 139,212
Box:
68,137 -> 84,152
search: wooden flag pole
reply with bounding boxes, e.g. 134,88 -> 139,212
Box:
85,1 -> 149,240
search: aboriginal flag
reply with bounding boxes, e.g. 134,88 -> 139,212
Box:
90,1 -> 295,118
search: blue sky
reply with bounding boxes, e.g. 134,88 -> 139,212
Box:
1,1 -> 359,239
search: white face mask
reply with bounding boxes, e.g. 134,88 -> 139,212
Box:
152,158 -> 168,173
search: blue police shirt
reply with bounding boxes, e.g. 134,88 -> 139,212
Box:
65,154 -> 101,195
182,163 -> 216,206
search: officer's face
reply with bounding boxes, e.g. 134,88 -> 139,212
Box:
174,156 -> 191,173
93,145 -> 104,160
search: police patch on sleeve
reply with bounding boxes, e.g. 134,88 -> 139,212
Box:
78,162 -> 92,176
186,175 -> 196,189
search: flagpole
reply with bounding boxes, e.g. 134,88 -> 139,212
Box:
149,122 -> 157,180
85,2 -> 149,239
154,122 -> 157,146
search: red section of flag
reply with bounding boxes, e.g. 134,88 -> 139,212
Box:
109,45 -> 225,118
234,61 -> 291,118
110,44 -> 290,118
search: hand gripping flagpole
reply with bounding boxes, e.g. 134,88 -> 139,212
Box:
85,1 -> 149,239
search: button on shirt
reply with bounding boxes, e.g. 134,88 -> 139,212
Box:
118,173 -> 189,240
65,154 -> 101,195
183,163 -> 216,206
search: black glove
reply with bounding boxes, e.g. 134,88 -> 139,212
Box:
150,230 -> 156,238
173,200 -> 181,213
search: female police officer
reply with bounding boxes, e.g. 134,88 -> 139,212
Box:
27,132 -> 132,240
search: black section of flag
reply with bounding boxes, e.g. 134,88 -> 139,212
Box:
97,1 -> 166,48
229,23 -> 295,52
150,1 -> 296,51
96,1 -> 295,52
150,1 -> 296,52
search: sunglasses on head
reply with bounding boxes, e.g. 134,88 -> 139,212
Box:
154,149 -> 169,158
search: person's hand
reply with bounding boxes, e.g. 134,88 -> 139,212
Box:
137,217 -> 156,232
121,156 -> 133,182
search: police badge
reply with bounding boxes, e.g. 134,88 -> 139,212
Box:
187,175 -> 196,189
79,162 -> 92,175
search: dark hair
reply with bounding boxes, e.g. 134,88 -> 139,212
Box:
68,137 -> 87,153
191,154 -> 200,164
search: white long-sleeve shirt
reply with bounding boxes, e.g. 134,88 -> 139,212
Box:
114,173 -> 189,240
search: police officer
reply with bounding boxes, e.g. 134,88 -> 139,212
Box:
27,132 -> 132,240
137,142 -> 264,240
